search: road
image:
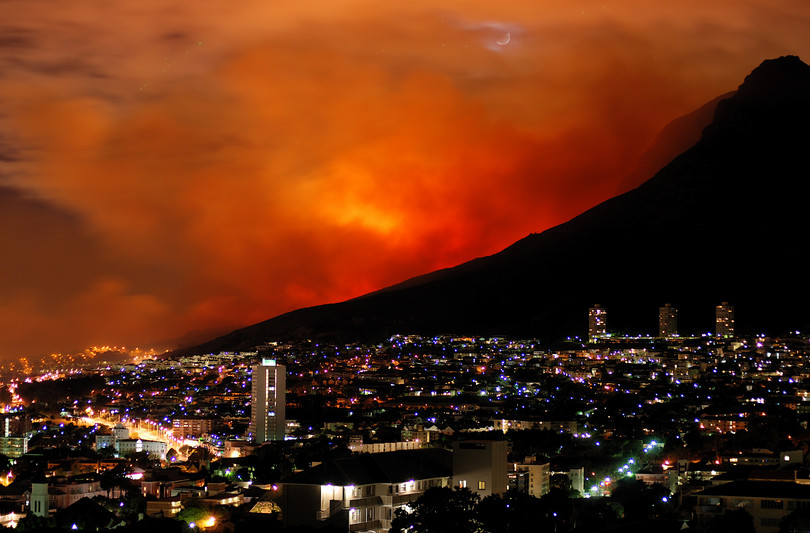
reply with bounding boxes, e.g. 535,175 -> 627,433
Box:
78,416 -> 200,461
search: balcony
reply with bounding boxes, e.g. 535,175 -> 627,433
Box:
349,496 -> 388,508
350,519 -> 382,532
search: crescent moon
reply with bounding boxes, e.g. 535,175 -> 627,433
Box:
496,32 -> 511,46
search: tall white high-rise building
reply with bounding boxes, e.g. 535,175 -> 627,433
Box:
250,359 -> 286,443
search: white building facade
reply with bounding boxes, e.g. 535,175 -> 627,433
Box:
250,359 -> 286,442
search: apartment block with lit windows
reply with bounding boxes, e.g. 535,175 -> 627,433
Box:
279,448 -> 452,533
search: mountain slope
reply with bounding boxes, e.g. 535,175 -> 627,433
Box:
173,56 -> 810,355
615,91 -> 734,194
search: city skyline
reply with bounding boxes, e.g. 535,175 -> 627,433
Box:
589,302 -> 740,341
2,1 -> 809,359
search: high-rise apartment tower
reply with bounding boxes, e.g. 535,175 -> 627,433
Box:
659,303 -> 678,338
588,304 -> 607,342
715,302 -> 735,338
250,359 -> 286,443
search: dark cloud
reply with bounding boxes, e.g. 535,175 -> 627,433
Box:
0,27 -> 36,49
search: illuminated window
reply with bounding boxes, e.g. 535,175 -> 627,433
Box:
478,481 -> 486,490
761,500 -> 783,509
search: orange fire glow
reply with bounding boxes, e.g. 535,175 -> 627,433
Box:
0,0 -> 808,358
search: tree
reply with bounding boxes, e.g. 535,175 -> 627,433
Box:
0,386 -> 12,406
121,488 -> 147,521
127,451 -> 158,470
175,505 -> 210,527
0,453 -> 12,473
573,499 -> 623,532
778,508 -> 810,533
100,465 -> 133,499
390,486 -> 480,533
166,448 -> 179,463
477,490 -> 547,533
610,478 -> 672,521
550,473 -> 580,498
16,514 -> 58,531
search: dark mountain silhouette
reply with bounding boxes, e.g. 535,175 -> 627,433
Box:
615,91 -> 734,194
172,56 -> 810,356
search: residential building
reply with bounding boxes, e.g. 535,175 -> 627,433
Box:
50,477 -> 106,509
145,497 -> 183,518
140,469 -> 200,499
279,448 -> 452,533
401,425 -> 429,444
349,440 -> 422,454
453,440 -> 508,498
658,303 -> 678,338
509,459 -> 550,498
112,423 -> 130,441
589,305 -> 607,342
250,359 -> 286,443
494,419 -> 579,434
566,467 -> 585,495
695,481 -> 810,533
0,414 -> 31,437
172,418 -> 214,439
716,302 -> 735,338
95,434 -> 115,451
0,436 -> 27,458
223,440 -> 256,458
699,415 -> 749,434
634,465 -> 678,494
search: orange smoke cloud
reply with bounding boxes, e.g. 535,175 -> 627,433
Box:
0,0 -> 808,358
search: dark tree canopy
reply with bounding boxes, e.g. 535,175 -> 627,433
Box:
390,486 -> 480,533
17,375 -> 105,405
477,490 -> 552,533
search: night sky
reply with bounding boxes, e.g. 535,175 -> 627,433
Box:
1,0 -> 808,359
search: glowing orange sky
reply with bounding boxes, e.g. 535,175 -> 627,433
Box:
1,0 -> 808,359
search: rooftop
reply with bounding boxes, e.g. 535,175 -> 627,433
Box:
281,448 -> 451,486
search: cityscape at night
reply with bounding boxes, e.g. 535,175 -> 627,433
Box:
3,0 -> 810,532
1,302 -> 810,532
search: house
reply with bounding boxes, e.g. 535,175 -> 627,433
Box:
695,480 -> 810,533
145,496 -> 183,518
140,468 -> 204,498
279,448 -> 452,533
634,465 -> 678,494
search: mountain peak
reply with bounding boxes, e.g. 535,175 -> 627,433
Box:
735,55 -> 810,102
701,56 -> 810,150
